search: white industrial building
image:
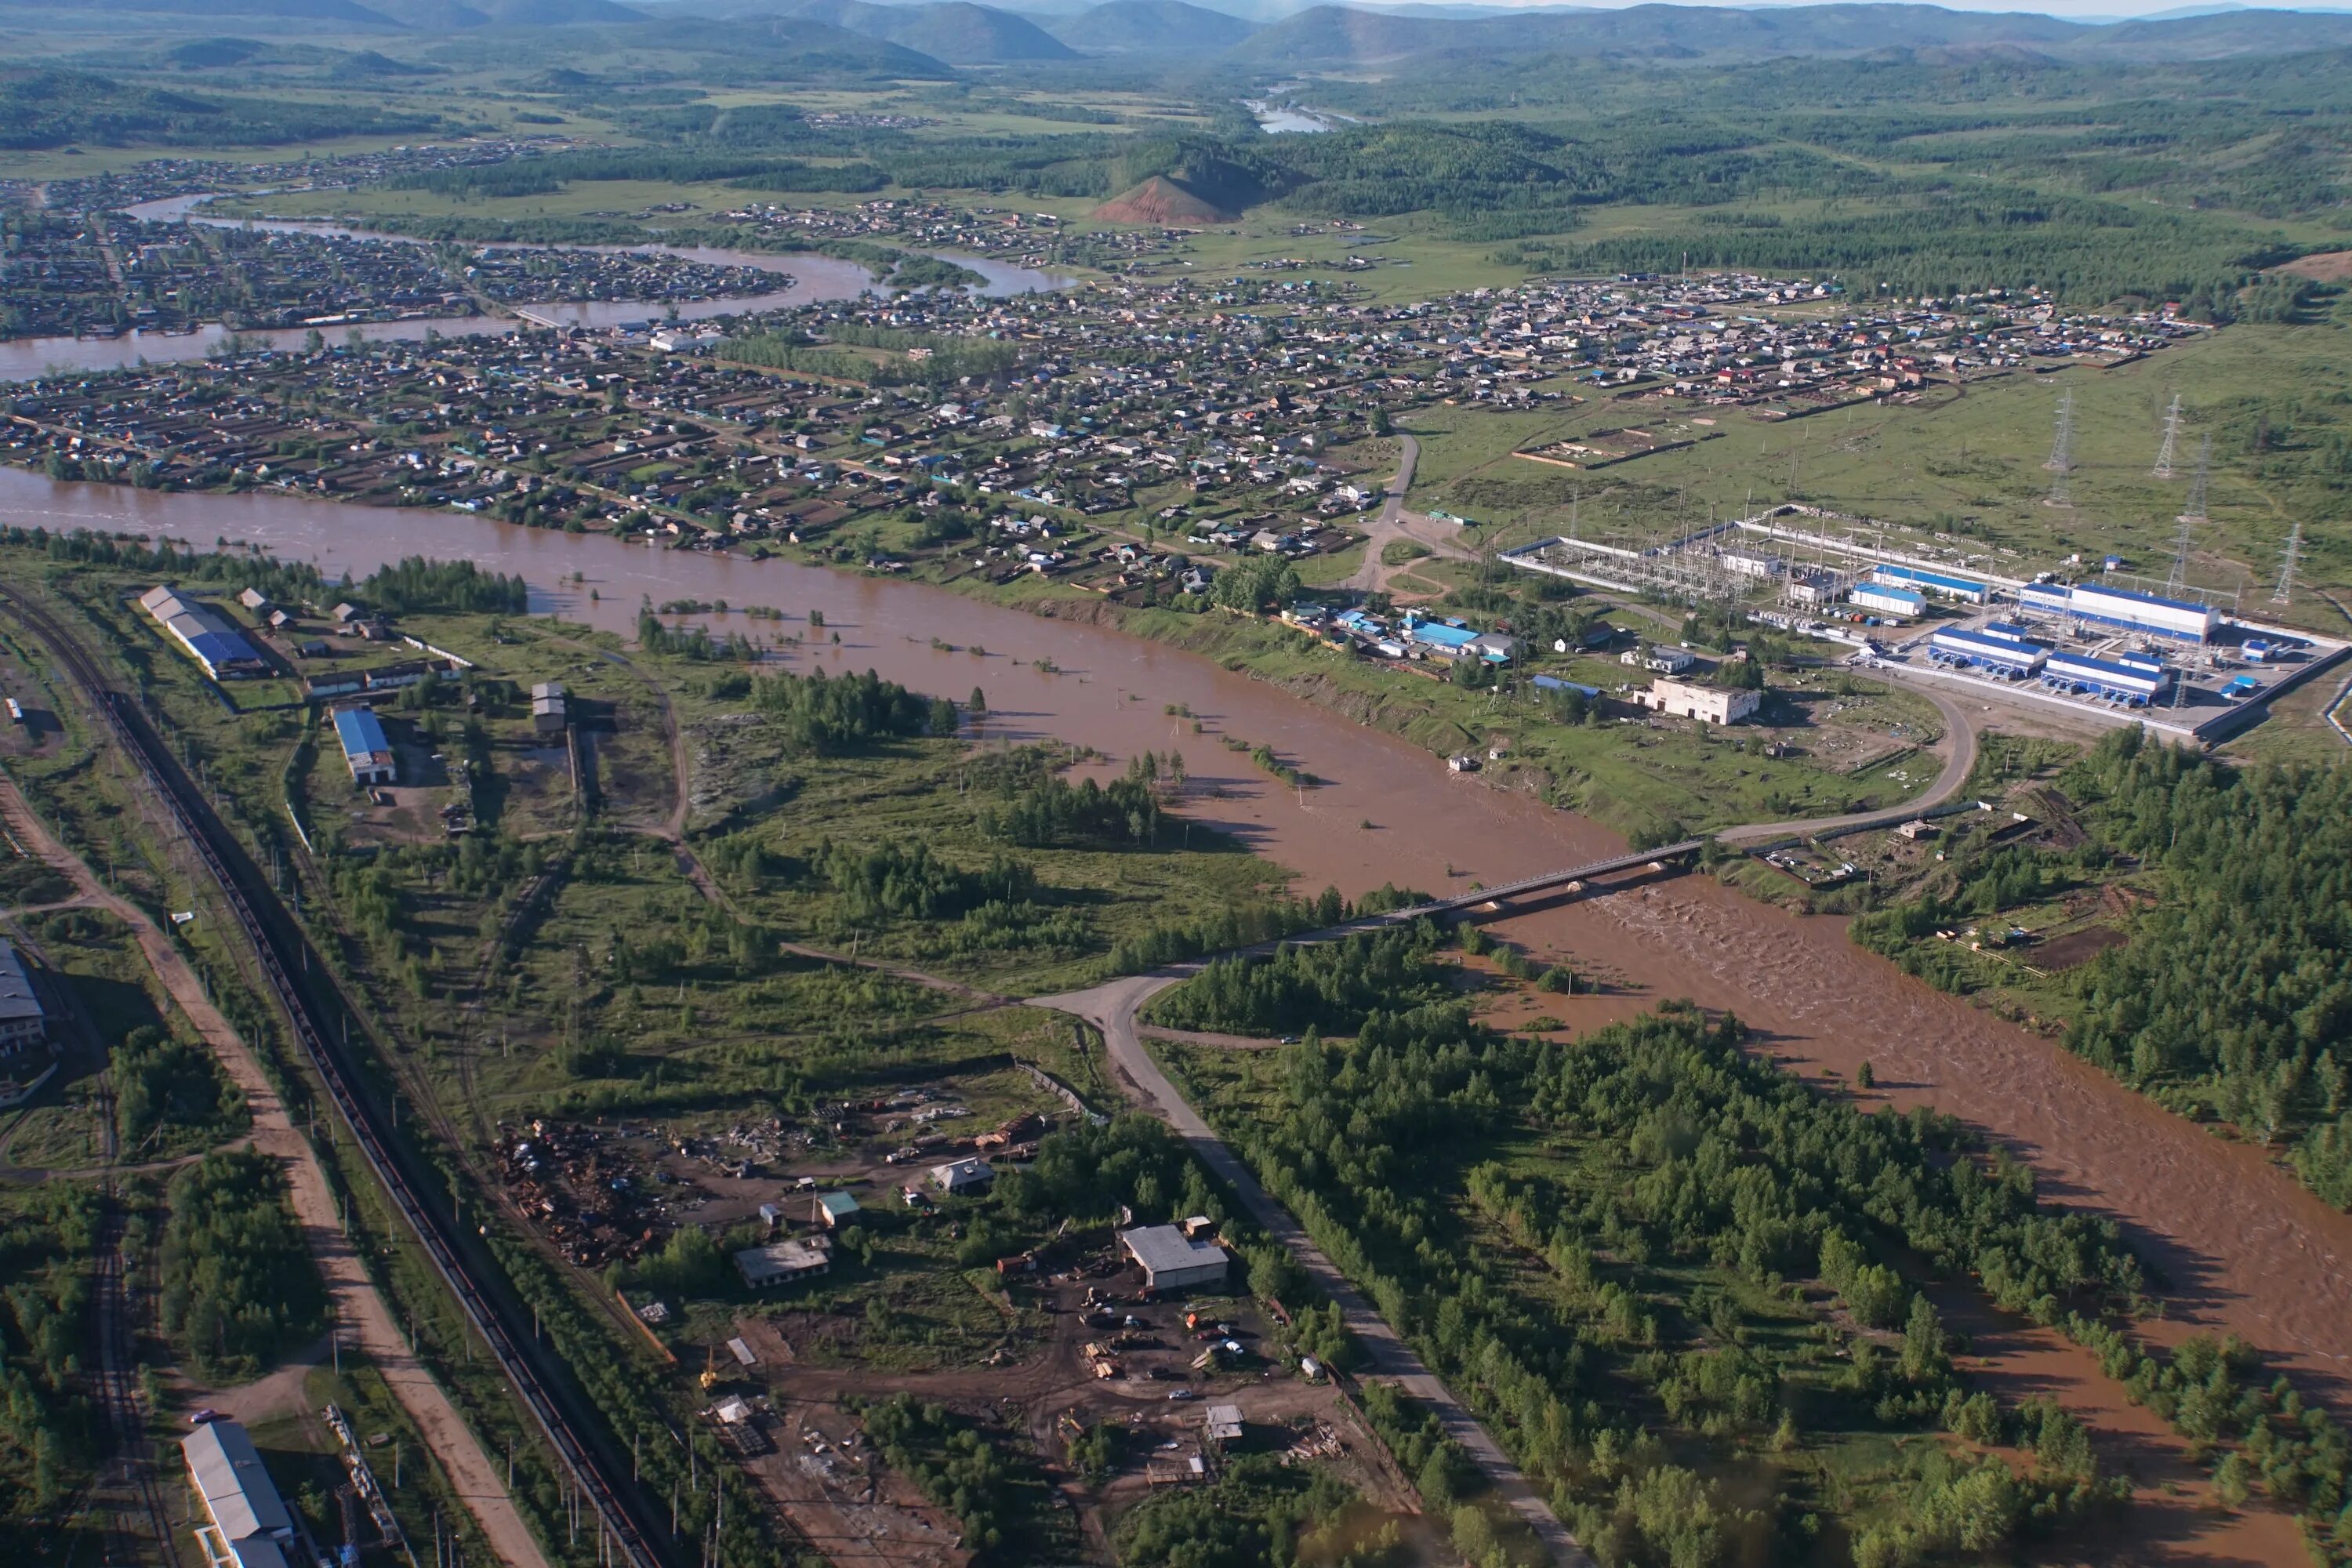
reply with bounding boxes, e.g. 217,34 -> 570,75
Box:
1928,626 -> 2048,679
1639,677 -> 1761,725
184,1420 -> 295,1568
1849,582 -> 1926,619
1120,1224 -> 1232,1295
2016,581 -> 2217,644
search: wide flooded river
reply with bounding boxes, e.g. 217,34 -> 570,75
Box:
0,200 -> 1072,382
2,465 -> 2342,1555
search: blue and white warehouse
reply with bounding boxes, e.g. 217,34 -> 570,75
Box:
1929,626 -> 2048,677
2016,582 -> 2218,644
2043,651 -> 2172,705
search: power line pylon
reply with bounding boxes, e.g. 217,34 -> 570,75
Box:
2165,507 -> 2197,595
2181,435 -> 2211,524
2273,521 -> 2303,606
2152,392 -> 2183,480
2045,389 -> 2074,506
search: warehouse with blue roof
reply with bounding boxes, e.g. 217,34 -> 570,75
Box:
2043,651 -> 2173,706
137,585 -> 269,681
1929,626 -> 2048,679
1874,564 -> 1988,604
332,707 -> 397,786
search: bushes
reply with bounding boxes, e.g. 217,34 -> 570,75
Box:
858,1396 -> 1022,1558
111,1024 -> 242,1156
1115,1453 -> 1407,1568
159,1149 -> 327,1380
751,665 -> 943,753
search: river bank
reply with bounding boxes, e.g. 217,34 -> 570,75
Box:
2,466 -> 2347,1559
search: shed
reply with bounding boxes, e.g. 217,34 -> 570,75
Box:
531,681 -> 569,735
929,1157 -> 995,1195
735,1237 -> 833,1289
815,1190 -> 862,1228
1119,1223 -> 1232,1295
1203,1404 -> 1244,1443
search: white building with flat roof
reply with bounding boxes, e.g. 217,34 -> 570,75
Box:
1639,677 -> 1761,725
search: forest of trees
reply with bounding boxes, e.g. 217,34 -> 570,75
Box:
749,665 -> 953,753
0,1185 -> 98,1528
1184,1000 -> 2181,1565
159,1149 -> 328,1380
1147,921 -> 1453,1036
1855,729 -> 2352,1211
357,556 -> 528,615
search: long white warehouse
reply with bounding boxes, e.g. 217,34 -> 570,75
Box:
2016,581 -> 2218,644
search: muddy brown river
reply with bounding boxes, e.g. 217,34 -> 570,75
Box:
4,466 -> 2343,1559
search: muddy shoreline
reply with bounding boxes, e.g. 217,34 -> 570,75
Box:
1,467 -> 2343,1562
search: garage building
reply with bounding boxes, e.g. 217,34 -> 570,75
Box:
1120,1224 -> 1232,1295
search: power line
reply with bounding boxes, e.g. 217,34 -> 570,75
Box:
2273,521 -> 2303,606
2181,434 -> 2211,524
2044,388 -> 2074,507
2152,391 -> 2183,480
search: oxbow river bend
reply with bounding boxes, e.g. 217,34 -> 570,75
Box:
0,198 -> 1073,382
2,465 -> 2347,1555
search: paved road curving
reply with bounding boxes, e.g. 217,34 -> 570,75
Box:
1032,971 -> 1594,1566
1717,684 -> 1979,844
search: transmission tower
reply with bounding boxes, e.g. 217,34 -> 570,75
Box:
2164,509 -> 2197,595
2180,435 -> 2211,524
2044,389 -> 2075,506
2151,392 -> 2183,480
2273,521 -> 2303,606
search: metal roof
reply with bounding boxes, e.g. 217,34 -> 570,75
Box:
332,706 -> 390,760
1120,1224 -> 1231,1280
0,939 -> 43,1026
183,1420 -> 293,1543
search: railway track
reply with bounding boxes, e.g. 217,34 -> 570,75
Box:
93,1196 -> 179,1565
0,583 -> 670,1568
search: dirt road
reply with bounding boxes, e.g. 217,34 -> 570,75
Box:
0,775 -> 552,1568
1032,971 -> 1594,1567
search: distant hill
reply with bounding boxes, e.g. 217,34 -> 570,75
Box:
1049,0 -> 1259,50
0,0 -> 406,25
1229,0 -> 2352,65
2072,6 -> 2352,53
0,65 -> 441,147
619,12 -> 960,74
364,0 -> 647,23
1094,172 -> 1239,222
697,0 -> 1076,60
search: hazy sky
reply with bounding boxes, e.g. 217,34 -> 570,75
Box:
1372,0 -> 2312,19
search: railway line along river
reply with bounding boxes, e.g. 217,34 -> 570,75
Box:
4,464 -> 2346,1557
